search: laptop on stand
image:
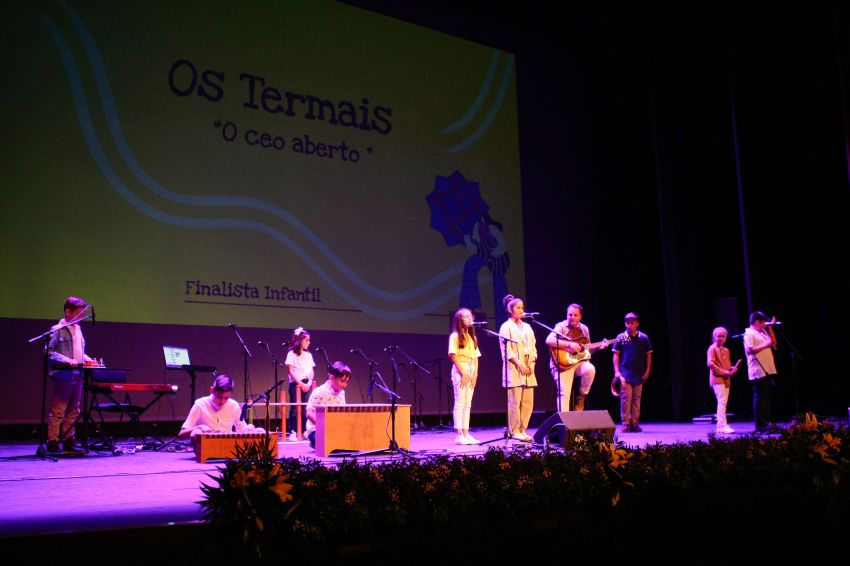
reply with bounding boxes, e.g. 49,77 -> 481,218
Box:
162,345 -> 217,405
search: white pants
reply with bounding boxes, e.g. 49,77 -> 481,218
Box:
551,361 -> 596,412
712,382 -> 730,428
452,361 -> 477,430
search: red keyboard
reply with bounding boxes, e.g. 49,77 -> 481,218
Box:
92,383 -> 178,393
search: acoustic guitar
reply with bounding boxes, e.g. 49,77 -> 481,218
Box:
550,335 -> 629,371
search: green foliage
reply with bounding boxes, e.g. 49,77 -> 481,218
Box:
197,415 -> 849,560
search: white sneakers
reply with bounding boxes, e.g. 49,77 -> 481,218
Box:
288,431 -> 299,442
465,434 -> 480,444
512,432 -> 533,442
716,425 -> 735,434
454,434 -> 481,445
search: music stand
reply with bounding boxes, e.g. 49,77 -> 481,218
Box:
166,367 -> 216,411
478,328 -> 524,446
351,361 -> 413,457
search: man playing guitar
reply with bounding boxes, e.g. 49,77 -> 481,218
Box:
546,304 -> 610,412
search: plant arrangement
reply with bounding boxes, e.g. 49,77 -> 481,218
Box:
198,414 -> 848,561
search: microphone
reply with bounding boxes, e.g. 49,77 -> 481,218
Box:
384,345 -> 398,352
522,312 -> 540,318
350,348 -> 360,354
730,333 -> 745,339
239,402 -> 248,423
314,346 -> 324,352
765,321 -> 783,326
257,340 -> 272,357
471,321 -> 488,326
227,323 -> 237,328
368,372 -> 376,396
91,305 -> 96,325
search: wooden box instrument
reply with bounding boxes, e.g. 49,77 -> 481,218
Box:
315,404 -> 410,457
192,431 -> 278,463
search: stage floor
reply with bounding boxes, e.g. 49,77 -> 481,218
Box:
0,420 -> 761,539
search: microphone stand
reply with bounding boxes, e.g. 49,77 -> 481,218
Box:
530,318 -> 570,412
725,333 -> 747,422
387,347 -> 400,392
228,325 -> 253,414
352,371 -> 412,457
395,347 -> 432,431
314,346 -> 332,377
478,328 -> 523,446
773,325 -> 803,417
241,371 -> 290,439
259,341 -> 282,431
426,357 -> 452,429
351,348 -> 379,403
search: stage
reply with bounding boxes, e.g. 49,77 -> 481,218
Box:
0,420 -> 759,540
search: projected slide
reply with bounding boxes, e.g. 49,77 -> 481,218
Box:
1,1 -> 523,334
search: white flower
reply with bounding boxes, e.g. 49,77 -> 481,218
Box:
294,327 -> 304,336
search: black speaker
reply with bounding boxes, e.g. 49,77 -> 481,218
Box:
532,410 -> 616,447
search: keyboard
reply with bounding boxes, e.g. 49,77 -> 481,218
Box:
91,383 -> 178,393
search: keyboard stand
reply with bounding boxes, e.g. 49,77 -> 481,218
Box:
88,391 -> 145,452
88,386 -> 176,452
78,367 -> 129,452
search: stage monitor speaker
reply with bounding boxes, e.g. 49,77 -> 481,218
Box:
532,410 -> 616,447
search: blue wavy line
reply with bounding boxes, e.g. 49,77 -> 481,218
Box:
56,0 -> 463,304
447,54 -> 515,153
440,50 -> 501,134
42,13 -> 475,320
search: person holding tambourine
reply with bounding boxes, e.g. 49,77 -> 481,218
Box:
612,312 -> 653,433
